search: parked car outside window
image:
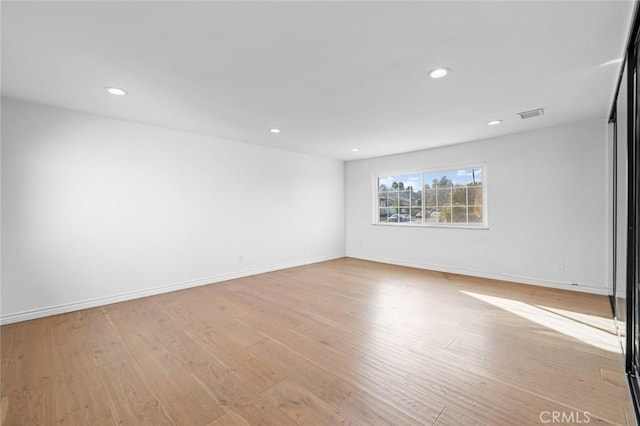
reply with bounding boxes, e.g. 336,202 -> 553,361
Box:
388,214 -> 410,222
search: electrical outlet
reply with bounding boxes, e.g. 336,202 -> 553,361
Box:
558,263 -> 565,271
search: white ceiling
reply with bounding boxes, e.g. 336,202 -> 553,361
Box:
1,1 -> 634,161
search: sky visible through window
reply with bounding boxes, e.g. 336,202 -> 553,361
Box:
378,174 -> 421,190
378,168 -> 482,190
424,168 -> 482,187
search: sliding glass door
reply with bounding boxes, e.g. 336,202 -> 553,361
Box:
632,36 -> 640,386
621,15 -> 640,416
610,4 -> 640,418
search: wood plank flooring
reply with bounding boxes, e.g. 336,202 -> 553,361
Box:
0,258 -> 634,425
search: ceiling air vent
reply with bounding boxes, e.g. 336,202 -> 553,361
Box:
517,108 -> 544,119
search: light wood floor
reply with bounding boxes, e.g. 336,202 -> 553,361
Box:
0,258 -> 634,425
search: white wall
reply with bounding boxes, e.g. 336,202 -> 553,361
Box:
1,98 -> 345,323
345,119 -> 610,294
0,97 -> 613,324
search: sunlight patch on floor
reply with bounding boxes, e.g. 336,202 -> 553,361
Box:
535,305 -> 616,333
460,291 -> 620,353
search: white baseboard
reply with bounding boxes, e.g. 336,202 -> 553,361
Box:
0,252 -> 345,325
347,253 -> 610,296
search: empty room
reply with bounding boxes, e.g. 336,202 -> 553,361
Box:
2,1 -> 640,425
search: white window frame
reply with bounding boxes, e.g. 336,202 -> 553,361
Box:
372,163 -> 488,229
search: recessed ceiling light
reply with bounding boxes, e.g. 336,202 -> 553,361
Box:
270,128 -> 281,134
428,68 -> 449,79
105,87 -> 127,96
488,120 -> 502,126
351,148 -> 359,152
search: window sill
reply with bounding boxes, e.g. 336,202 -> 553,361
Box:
372,222 -> 489,230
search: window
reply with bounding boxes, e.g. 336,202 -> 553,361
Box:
376,166 -> 486,227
